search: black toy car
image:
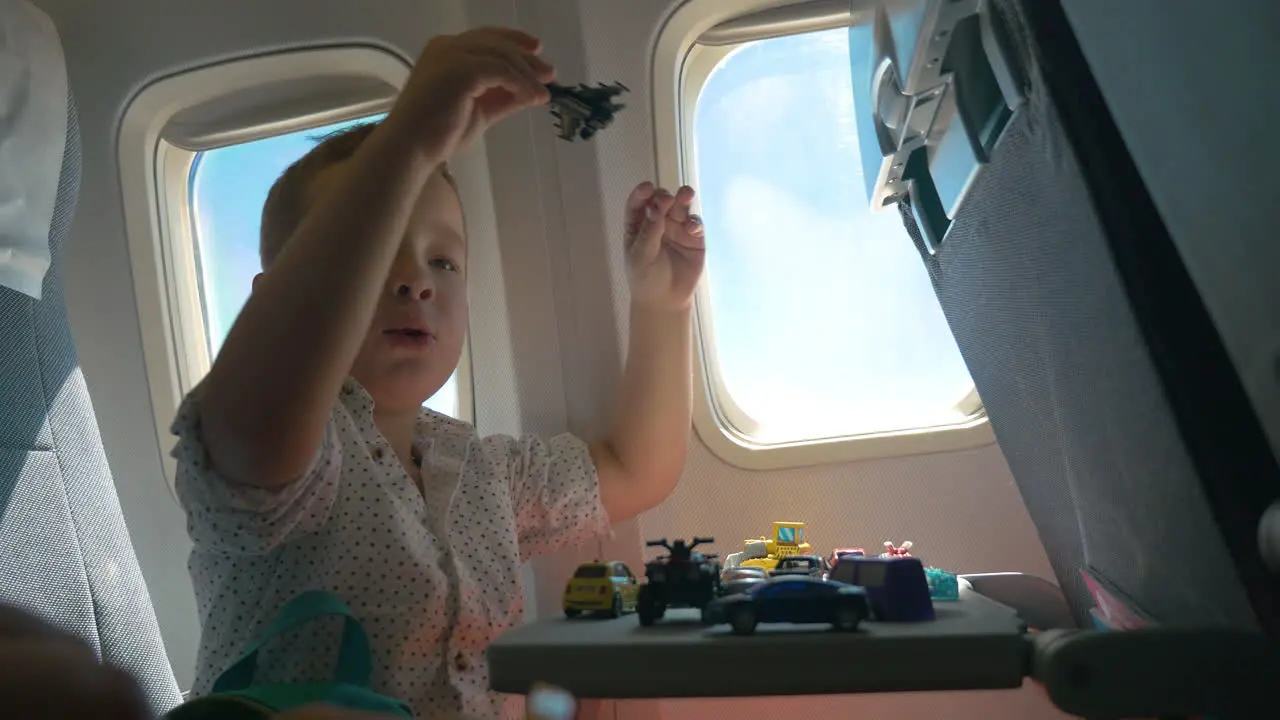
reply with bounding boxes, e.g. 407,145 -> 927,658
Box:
703,576 -> 870,635
636,537 -> 722,626
769,554 -> 826,578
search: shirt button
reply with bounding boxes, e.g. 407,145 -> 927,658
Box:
455,651 -> 468,671
372,447 -> 384,461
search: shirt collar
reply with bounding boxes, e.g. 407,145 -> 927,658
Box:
339,376 -> 448,443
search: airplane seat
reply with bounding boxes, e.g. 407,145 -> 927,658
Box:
855,0 -> 1278,636
0,1 -> 182,714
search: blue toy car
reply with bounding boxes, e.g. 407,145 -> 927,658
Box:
703,576 -> 869,635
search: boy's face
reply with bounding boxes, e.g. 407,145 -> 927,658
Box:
347,169 -> 468,413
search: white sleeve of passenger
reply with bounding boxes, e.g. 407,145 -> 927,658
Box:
0,0 -> 68,299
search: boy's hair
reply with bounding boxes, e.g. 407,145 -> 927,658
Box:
259,120 -> 460,269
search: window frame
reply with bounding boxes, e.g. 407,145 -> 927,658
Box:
119,46 -> 475,500
652,0 -> 994,470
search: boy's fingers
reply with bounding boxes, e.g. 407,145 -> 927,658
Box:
470,37 -> 555,88
529,54 -> 556,83
466,46 -> 548,100
630,189 -> 677,266
461,54 -> 548,115
463,27 -> 554,85
667,185 -> 695,223
453,55 -> 524,97
623,182 -> 657,243
667,216 -> 701,250
683,214 -> 705,239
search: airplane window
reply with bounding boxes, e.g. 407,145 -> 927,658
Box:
690,27 -> 977,444
188,114 -> 465,419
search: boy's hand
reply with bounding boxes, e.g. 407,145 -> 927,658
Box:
392,27 -> 555,166
624,183 -> 706,312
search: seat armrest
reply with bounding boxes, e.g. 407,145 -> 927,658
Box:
959,572 -> 1075,630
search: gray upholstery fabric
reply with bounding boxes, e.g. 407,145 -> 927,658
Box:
0,91 -> 182,715
895,0 -> 1262,630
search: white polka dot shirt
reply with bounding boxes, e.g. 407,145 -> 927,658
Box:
171,377 -> 611,719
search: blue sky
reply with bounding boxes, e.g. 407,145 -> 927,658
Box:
692,28 -> 972,440
190,27 -> 972,440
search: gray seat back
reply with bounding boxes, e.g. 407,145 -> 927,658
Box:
851,0 -> 1278,632
0,11 -> 182,715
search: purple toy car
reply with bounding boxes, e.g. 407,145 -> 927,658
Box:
828,556 -> 935,622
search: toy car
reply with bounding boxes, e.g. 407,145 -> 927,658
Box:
725,522 -> 812,573
636,537 -> 722,626
720,566 -> 768,596
703,576 -> 870,635
563,561 -> 640,618
826,547 -> 866,568
829,555 -> 934,621
769,554 -> 825,578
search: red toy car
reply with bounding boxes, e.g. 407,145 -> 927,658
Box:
826,547 -> 866,570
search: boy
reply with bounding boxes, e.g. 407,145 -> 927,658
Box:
170,27 -> 705,719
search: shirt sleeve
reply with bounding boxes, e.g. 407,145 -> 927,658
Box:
502,432 -> 612,562
169,387 -> 343,555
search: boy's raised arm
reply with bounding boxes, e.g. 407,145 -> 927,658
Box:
592,184 -> 705,521
198,29 -> 554,490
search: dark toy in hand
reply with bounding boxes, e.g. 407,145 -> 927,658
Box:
545,81 -> 629,141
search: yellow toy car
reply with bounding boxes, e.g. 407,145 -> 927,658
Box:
563,561 -> 640,618
724,522 -> 814,573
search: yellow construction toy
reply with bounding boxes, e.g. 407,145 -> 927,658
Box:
723,521 -> 812,572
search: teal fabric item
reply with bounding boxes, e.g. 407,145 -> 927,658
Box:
925,567 -> 960,601
164,591 -> 412,718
